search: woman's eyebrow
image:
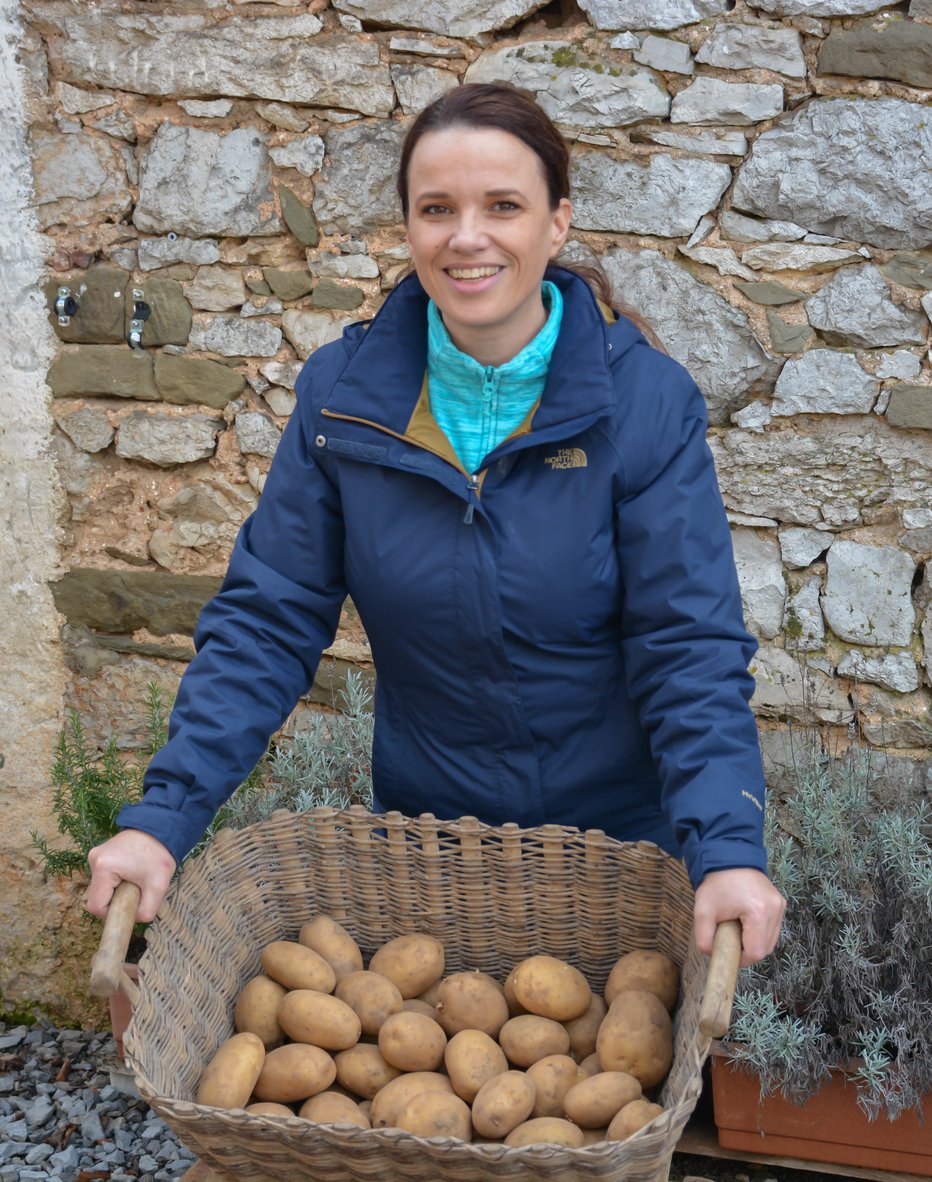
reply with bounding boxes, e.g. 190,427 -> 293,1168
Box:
415,187 -> 526,200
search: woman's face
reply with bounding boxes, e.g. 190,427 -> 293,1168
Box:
405,127 -> 572,367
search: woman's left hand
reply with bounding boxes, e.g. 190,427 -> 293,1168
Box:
693,867 -> 786,967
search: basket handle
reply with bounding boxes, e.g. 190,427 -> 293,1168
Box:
90,881 -> 141,1002
697,918 -> 742,1043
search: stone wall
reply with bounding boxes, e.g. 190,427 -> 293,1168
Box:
5,0 -> 932,1016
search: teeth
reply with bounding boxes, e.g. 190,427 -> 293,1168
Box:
448,267 -> 500,280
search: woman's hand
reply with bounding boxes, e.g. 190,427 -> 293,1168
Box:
86,830 -> 176,924
693,867 -> 785,967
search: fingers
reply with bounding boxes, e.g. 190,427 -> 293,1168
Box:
694,867 -> 787,968
86,830 -> 176,923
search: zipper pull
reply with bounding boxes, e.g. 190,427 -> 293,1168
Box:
464,474 -> 480,525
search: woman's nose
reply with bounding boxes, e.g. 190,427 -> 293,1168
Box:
448,214 -> 489,251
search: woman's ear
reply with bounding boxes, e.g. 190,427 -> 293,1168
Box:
550,198 -> 573,258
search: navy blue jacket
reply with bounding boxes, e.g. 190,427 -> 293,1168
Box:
118,267 -> 768,887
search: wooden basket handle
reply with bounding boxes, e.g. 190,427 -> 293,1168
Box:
697,918 -> 742,1043
90,881 -> 141,999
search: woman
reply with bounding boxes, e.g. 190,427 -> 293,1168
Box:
88,84 -> 784,966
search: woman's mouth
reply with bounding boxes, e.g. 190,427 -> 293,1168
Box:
445,266 -> 503,282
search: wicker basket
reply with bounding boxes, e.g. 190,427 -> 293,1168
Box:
123,806 -> 728,1182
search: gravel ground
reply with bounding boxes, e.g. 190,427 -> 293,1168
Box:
0,1019 -> 835,1182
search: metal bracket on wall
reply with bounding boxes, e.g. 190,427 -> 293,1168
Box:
127,289 -> 151,351
55,283 -> 86,326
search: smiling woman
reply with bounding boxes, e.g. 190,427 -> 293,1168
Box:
88,83 -> 784,973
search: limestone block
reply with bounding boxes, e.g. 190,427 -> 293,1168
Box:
260,359 -> 304,389
732,401 -> 772,431
44,265 -> 128,345
731,528 -> 786,639
779,526 -> 828,568
634,35 -> 694,74
747,0 -> 898,13
742,244 -> 866,272
923,604 -> 932,680
822,539 -> 915,646
750,644 -> 853,724
148,480 -> 257,571
50,568 -> 221,635
601,248 -> 777,424
235,411 -> 281,459
53,13 -> 393,116
189,315 -> 282,358
678,244 -> 756,280
282,310 -> 355,359
179,99 -> 234,118
804,265 -> 927,348
389,35 -> 462,56
31,129 -> 129,229
116,410 -> 223,467
314,122 -> 406,236
153,355 -> 246,409
263,387 -> 297,417
264,268 -> 314,301
135,125 -> 282,238
49,346 -> 159,401
696,24 -> 806,77
671,78 -> 784,125
851,683 -> 932,748
571,152 -> 731,237
783,579 -> 825,651
465,42 -> 670,125
771,350 -> 879,417
270,135 -> 325,178
719,211 -> 807,243
310,253 -> 380,280
766,312 -> 816,355
53,406 -> 114,454
88,109 -> 137,143
881,254 -> 932,291
56,82 -> 112,114
242,297 -> 284,318
732,99 -> 932,250
819,18 -> 932,88
256,103 -> 310,132
577,0 -> 733,30
390,65 -> 458,116
710,418 -> 932,528
186,267 -> 247,312
139,236 -> 221,273
885,385 -> 932,431
734,281 -> 803,306
331,0 -> 548,38
280,185 -> 320,248
876,351 -> 922,380
635,128 -> 748,155
837,649 -> 920,693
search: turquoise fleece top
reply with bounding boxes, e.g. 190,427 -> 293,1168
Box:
427,281 -> 563,475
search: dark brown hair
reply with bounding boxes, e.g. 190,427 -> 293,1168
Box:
397,82 -> 659,345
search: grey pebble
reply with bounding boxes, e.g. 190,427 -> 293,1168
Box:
24,1144 -> 55,1164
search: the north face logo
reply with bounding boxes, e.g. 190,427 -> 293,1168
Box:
544,447 -> 588,470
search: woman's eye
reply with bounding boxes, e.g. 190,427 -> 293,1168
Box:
493,200 -> 519,212
422,204 -> 450,216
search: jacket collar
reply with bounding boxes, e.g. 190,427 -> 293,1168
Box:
326,266 -> 640,438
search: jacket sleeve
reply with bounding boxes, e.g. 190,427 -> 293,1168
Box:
116,371 -> 347,866
613,357 -> 768,888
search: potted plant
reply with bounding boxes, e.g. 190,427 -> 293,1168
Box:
711,741 -> 932,1175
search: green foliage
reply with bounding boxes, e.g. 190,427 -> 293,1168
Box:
31,683 -> 169,878
727,743 -> 932,1121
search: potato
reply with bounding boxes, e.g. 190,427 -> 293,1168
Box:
298,1091 -> 370,1127
498,1014 -> 570,1067
245,1101 -> 295,1117
525,1053 -> 579,1118
563,1071 -> 642,1128
234,975 -> 287,1050
278,989 -> 362,1051
604,950 -> 680,1012
504,1117 -> 584,1148
471,1070 -> 536,1140
512,955 -> 591,1021
335,970 -> 404,1036
606,1098 -> 664,1141
444,1029 -> 508,1103
370,1071 -> 454,1128
418,980 -> 442,1007
435,971 -> 510,1038
402,998 -> 439,1019
368,934 -> 445,999
396,1091 -> 472,1142
577,1052 -> 602,1079
298,915 -> 364,984
259,940 -> 336,994
334,1043 -> 403,1099
378,1011 -> 447,1072
597,989 -> 673,1089
253,1043 -> 335,1103
196,1032 -> 265,1109
563,992 -> 607,1061
581,1127 -> 609,1145
503,961 -> 529,1017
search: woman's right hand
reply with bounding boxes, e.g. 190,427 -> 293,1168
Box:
86,829 -> 177,923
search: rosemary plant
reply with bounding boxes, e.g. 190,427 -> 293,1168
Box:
727,743 -> 932,1121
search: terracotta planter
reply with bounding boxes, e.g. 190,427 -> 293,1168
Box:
108,962 -> 139,1061
711,1043 -> 932,1177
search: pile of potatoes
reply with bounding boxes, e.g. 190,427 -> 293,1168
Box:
196,915 -> 679,1149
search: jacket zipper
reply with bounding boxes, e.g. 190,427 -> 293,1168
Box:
464,474 -> 480,525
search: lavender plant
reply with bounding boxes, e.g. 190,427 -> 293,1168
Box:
726,744 -> 932,1121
